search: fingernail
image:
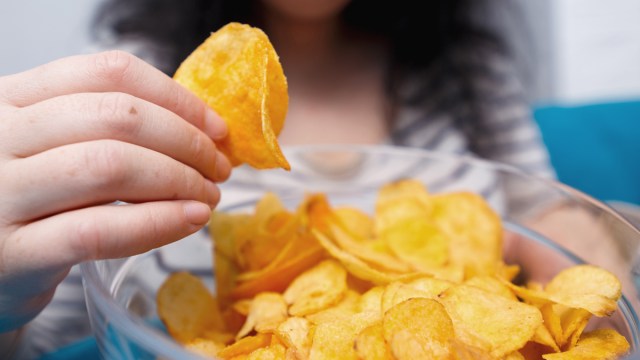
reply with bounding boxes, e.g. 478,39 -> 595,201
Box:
183,201 -> 211,225
215,151 -> 232,181
204,179 -> 220,207
204,108 -> 228,140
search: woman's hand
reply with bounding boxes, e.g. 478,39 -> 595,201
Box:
0,51 -> 231,331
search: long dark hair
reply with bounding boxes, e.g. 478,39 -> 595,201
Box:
92,0 -> 529,117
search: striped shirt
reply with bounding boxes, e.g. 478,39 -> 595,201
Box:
15,40 -> 554,358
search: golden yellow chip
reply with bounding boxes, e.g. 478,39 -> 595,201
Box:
283,259 -> 348,316
354,322 -> 394,360
156,272 -> 225,343
541,329 -> 630,359
313,229 -> 417,285
431,192 -> 502,278
236,292 -> 288,339
217,333 -> 272,359
245,343 -> 287,360
544,265 -> 621,317
383,298 -> 455,359
308,312 -> 379,360
329,222 -> 411,274
464,275 -> 517,301
531,323 -> 561,353
274,317 -> 313,359
438,284 -> 543,358
305,290 -> 360,324
184,337 -> 225,358
381,277 -> 453,313
381,218 -> 449,271
174,22 -> 290,170
333,206 -> 374,240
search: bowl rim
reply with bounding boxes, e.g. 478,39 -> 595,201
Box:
80,144 -> 640,358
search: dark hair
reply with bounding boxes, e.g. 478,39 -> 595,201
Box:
94,1 -> 502,71
92,0 -> 523,111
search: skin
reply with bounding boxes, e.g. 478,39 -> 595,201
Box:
0,50 -> 231,331
261,0 -> 391,146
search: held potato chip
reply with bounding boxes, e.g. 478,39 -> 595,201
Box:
174,22 -> 290,170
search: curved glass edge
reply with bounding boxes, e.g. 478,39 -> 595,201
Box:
279,144 -> 640,233
80,261 -> 206,360
504,221 -> 640,350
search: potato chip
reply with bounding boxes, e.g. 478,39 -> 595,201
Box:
354,322 -> 394,360
329,222 -> 411,274
210,211 -> 250,308
184,337 -> 225,358
230,242 -> 326,300
381,218 -> 449,270
305,290 -> 360,324
174,22 -> 290,170
283,259 -> 348,316
236,292 -> 288,338
541,329 -> 630,360
540,303 -> 564,347
431,192 -> 502,278
383,298 -> 455,359
376,179 -> 431,209
381,277 -> 452,314
156,272 -> 225,343
245,343 -> 287,360
313,229 -> 418,285
438,284 -> 542,358
505,265 -> 621,318
234,193 -> 293,271
544,265 -> 621,317
531,324 -> 561,353
274,317 -> 313,359
333,206 -> 374,240
464,275 -> 517,301
217,333 -> 272,359
308,312 -> 379,360
358,286 -> 385,314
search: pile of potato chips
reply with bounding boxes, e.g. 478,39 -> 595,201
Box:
157,179 -> 631,359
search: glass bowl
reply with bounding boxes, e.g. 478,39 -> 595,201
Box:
81,144 -> 640,359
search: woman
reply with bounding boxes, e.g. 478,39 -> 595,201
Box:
1,0 -> 554,357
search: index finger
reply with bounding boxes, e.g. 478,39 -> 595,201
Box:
0,50 -> 226,139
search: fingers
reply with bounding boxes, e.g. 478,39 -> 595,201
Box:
0,50 -> 227,140
3,92 -> 231,182
2,200 -> 211,275
3,140 -> 222,223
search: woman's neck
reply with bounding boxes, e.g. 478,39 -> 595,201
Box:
261,9 -> 345,85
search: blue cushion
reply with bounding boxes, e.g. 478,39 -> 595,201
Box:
534,100 -> 640,205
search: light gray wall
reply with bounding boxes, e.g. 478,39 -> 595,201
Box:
0,1 -> 98,76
